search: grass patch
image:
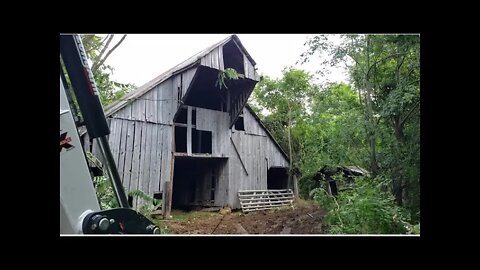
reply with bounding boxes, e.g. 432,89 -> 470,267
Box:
151,210 -> 221,234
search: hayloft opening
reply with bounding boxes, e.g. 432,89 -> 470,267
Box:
183,67 -> 225,111
183,65 -> 253,113
223,40 -> 245,75
267,167 -> 289,190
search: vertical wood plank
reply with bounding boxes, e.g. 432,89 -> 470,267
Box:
142,124 -> 152,196
137,122 -> 148,207
153,126 -> 163,195
219,46 -> 224,71
211,48 -> 219,70
244,54 -> 249,78
117,120 -> 128,188
130,121 -> 143,209
163,180 -> 172,219
148,122 -> 158,196
187,106 -> 192,155
122,121 -> 135,193
160,126 -> 169,192
110,119 -> 121,169
151,85 -> 158,123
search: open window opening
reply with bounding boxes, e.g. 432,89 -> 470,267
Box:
192,129 -> 212,154
234,114 -> 245,131
175,126 -> 187,152
267,167 -> 289,190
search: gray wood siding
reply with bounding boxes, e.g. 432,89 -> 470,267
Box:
200,47 -> 224,71
243,53 -> 256,80
111,78 -> 175,126
228,126 -> 289,208
105,119 -> 173,207
242,107 -> 267,136
195,107 -> 230,157
173,67 -> 198,102
198,44 -> 258,80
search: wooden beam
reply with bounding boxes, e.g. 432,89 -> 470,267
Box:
174,152 -> 214,158
173,123 -> 196,128
163,180 -> 172,219
163,126 -> 175,218
187,106 -> 192,155
197,129 -> 202,153
226,89 -> 231,112
230,137 -> 248,176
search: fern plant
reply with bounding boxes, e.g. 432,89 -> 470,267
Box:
215,68 -> 239,90
128,189 -> 161,217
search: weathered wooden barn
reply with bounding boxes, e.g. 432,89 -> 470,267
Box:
83,35 -> 292,213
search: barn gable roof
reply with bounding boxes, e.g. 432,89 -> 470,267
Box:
105,34 -> 256,117
93,35 -> 290,163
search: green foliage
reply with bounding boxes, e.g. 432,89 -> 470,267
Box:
80,34 -> 135,107
253,68 -> 316,174
85,152 -> 118,209
300,34 -> 420,221
93,64 -> 134,107
298,174 -> 320,199
128,189 -> 161,217
93,176 -> 119,210
410,223 -> 420,234
312,176 -> 410,234
299,83 -> 368,176
215,68 -> 239,90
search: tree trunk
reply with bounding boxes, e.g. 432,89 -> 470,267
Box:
286,103 -> 296,197
394,120 -> 406,144
92,34 -> 127,73
391,49 -> 408,206
364,35 -> 379,176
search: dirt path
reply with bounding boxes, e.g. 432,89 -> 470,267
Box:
157,201 -> 325,234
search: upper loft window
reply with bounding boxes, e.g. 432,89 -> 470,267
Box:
234,114 -> 245,131
223,40 -> 244,75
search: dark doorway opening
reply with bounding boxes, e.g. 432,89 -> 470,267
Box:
172,157 -> 227,210
267,167 -> 289,189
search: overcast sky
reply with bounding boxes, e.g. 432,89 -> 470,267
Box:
103,34 -> 349,88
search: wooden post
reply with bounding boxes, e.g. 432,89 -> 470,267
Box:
163,180 -> 172,219
197,130 -> 202,153
187,106 -> 192,155
163,122 -> 176,219
293,174 -> 299,200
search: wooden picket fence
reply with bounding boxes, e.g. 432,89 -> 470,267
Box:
238,189 -> 294,213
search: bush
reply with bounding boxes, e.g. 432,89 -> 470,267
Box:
128,189 -> 161,217
299,174 -> 321,199
93,176 -> 118,209
312,176 -> 410,234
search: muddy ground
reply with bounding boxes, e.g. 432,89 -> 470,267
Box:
155,201 -> 325,234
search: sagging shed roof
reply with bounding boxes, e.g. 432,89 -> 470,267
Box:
105,34 -> 257,117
